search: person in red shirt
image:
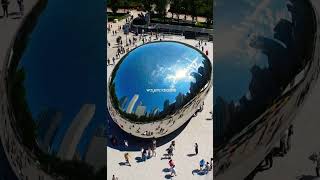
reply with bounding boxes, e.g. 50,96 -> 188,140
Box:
169,159 -> 175,168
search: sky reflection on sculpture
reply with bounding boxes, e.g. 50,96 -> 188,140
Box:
214,0 -> 292,102
112,42 -> 210,118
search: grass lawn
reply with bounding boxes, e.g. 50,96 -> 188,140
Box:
107,12 -> 129,21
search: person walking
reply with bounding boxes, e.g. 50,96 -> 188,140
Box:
168,146 -> 173,157
314,152 -> 320,177
169,159 -> 177,176
200,159 -> 205,171
152,139 -> 157,148
151,145 -> 156,157
16,0 -> 23,16
287,125 -> 293,151
124,153 -> 131,166
171,141 -> 175,150
147,146 -> 152,159
169,159 -> 175,168
210,158 -> 213,171
1,0 -> 9,18
141,147 -> 144,159
195,143 -> 199,155
171,165 -> 177,176
205,162 -> 210,174
124,140 -> 128,148
280,133 -> 287,155
264,150 -> 274,169
142,148 -> 147,161
112,175 -> 118,180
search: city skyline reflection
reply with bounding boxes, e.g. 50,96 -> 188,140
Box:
109,41 -> 212,122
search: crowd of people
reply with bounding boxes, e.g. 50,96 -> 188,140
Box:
109,135 -> 213,179
1,0 -> 24,18
244,125 -> 295,180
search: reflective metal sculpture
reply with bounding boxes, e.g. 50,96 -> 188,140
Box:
108,41 -> 212,138
213,0 -> 320,179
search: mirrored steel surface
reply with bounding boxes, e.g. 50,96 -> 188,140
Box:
109,41 -> 212,124
213,0 -> 319,179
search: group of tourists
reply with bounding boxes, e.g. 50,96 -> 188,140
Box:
1,0 -> 23,18
245,125 -> 295,179
264,125 -> 294,169
122,139 -> 157,165
198,158 -> 214,174
197,40 -> 209,56
164,141 -> 175,159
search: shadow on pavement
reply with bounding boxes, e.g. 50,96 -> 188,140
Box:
8,12 -> 19,16
296,175 -> 319,180
164,174 -> 172,179
192,169 -> 206,176
12,17 -> 21,20
107,109 -> 192,151
135,156 -> 144,163
160,153 -> 171,160
187,153 -> 196,157
244,163 -> 269,180
118,162 -> 130,166
163,168 -> 171,173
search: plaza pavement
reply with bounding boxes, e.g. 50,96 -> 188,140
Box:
106,15 -> 214,180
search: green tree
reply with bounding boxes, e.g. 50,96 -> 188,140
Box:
110,0 -> 121,15
155,0 -> 169,22
190,0 -> 203,22
141,0 -> 154,12
169,0 -> 182,21
204,0 -> 214,26
122,0 -> 129,13
181,0 -> 189,20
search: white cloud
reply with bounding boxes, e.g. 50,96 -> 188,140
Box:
215,0 -> 291,66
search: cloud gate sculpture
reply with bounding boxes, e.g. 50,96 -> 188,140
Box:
107,41 -> 212,138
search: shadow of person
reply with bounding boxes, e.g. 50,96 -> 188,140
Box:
163,168 -> 171,173
164,174 -> 172,179
272,147 -> 285,157
8,12 -> 19,16
192,169 -> 206,176
187,153 -> 196,157
296,175 -> 319,180
244,163 -> 270,180
12,17 -> 21,20
161,154 -> 171,160
135,156 -> 144,163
